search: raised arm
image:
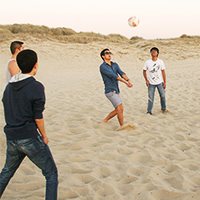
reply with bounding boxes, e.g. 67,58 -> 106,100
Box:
8,60 -> 20,76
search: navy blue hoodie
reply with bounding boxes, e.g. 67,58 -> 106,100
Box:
2,75 -> 45,140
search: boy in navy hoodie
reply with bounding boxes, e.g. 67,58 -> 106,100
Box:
0,49 -> 58,200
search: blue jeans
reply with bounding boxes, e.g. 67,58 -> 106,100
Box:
147,83 -> 166,113
0,136 -> 58,200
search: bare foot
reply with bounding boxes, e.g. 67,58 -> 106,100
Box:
103,119 -> 108,123
116,123 -> 135,131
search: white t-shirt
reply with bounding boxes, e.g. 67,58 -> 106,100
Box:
143,58 -> 166,85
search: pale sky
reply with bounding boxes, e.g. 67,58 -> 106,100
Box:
0,0 -> 199,39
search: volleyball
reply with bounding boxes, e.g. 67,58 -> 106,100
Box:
128,16 -> 139,27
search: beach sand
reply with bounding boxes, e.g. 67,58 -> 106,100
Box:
0,39 -> 200,200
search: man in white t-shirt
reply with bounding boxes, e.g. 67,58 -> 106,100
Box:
143,47 -> 167,115
6,41 -> 24,83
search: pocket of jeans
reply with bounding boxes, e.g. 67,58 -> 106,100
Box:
20,138 -> 42,157
37,135 -> 46,147
7,141 -> 18,155
20,138 -> 35,146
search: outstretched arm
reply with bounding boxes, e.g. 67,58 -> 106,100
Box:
116,64 -> 133,87
121,73 -> 129,81
117,76 -> 132,88
121,74 -> 133,87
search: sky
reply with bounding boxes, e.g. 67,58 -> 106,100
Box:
0,0 -> 200,39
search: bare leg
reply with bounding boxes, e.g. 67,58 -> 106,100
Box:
116,104 -> 124,127
103,109 -> 118,122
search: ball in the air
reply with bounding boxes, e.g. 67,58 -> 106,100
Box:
128,16 -> 139,27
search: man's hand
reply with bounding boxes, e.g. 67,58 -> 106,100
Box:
35,118 -> 49,144
126,81 -> 133,88
118,76 -> 132,88
42,136 -> 49,144
163,82 -> 166,89
146,80 -> 150,87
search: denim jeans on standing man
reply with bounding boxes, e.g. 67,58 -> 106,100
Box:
0,136 -> 58,200
147,83 -> 166,113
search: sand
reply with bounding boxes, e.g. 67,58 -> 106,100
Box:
0,39 -> 200,200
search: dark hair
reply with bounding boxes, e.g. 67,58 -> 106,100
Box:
100,48 -> 110,60
16,49 -> 38,73
10,41 -> 24,54
150,47 -> 159,54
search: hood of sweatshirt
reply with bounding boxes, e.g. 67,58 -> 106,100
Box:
9,73 -> 34,91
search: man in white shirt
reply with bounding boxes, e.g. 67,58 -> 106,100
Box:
143,47 -> 167,115
6,41 -> 24,83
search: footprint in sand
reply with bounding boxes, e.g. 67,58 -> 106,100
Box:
178,143 -> 192,151
96,183 -> 115,197
70,186 -> 90,197
183,163 -> 199,171
68,143 -> 83,151
164,164 -> 181,173
118,184 -> 134,196
173,134 -> 185,141
99,167 -> 112,178
117,147 -> 133,155
165,174 -> 184,190
120,175 -> 138,184
78,174 -> 96,184
68,156 -> 91,163
127,167 -> 144,177
191,177 -> 200,186
61,190 -> 79,199
129,151 -> 152,164
71,168 -> 92,174
150,189 -> 184,200
21,165 -> 36,175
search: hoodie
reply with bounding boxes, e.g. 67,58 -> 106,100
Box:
2,73 -> 45,140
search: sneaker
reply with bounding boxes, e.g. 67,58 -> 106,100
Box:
161,109 -> 169,113
147,112 -> 153,115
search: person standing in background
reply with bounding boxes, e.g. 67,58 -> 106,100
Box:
143,47 -> 167,115
6,41 -> 24,83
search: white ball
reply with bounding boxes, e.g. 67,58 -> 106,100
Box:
128,16 -> 139,27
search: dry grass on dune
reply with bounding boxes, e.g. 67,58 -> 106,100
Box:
0,24 -> 200,61
0,24 -> 200,46
0,24 -> 129,44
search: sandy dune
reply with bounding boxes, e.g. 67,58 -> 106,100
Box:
0,39 -> 200,200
